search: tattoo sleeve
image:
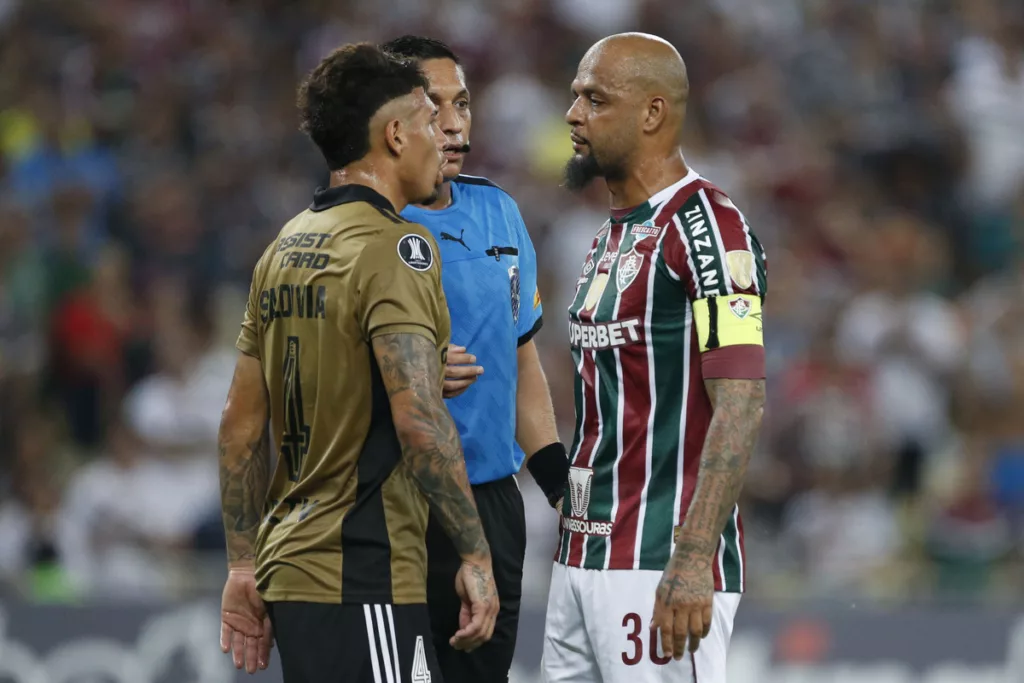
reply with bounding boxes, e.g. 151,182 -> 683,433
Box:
372,333 -> 490,560
671,378 -> 765,570
218,353 -> 272,566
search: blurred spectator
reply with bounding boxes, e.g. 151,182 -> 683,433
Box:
58,420 -> 212,599
836,213 -> 965,496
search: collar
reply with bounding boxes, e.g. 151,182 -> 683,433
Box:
310,184 -> 396,213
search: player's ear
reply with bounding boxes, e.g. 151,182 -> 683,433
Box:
384,118 -> 405,157
642,96 -> 667,134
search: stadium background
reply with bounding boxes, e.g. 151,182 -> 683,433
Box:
1,0 -> 1023,680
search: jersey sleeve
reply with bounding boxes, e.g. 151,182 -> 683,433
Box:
661,185 -> 768,380
508,196 -> 543,345
354,225 -> 447,344
236,244 -> 273,359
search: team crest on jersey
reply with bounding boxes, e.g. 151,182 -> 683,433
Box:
728,296 -> 751,319
616,247 -> 644,293
509,265 -> 521,324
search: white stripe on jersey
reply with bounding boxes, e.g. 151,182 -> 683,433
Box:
698,188 -> 733,296
631,220 -> 671,566
385,605 -> 402,683
734,506 -> 744,591
605,236 -> 628,570
574,231 -> 614,567
672,214 -> 704,298
374,605 -> 396,683
363,605 -> 384,683
672,303 -> 693,560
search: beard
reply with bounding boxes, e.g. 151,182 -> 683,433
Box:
563,153 -> 603,192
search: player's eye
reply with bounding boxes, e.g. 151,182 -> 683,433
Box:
455,100 -> 470,110
589,96 -> 601,107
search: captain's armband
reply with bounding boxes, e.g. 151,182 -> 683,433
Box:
693,294 -> 765,380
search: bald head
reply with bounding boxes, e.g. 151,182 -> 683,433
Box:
582,33 -> 689,110
564,33 -> 689,191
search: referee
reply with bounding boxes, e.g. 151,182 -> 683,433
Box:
384,36 -> 570,683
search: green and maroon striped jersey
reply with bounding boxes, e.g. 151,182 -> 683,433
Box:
556,169 -> 767,593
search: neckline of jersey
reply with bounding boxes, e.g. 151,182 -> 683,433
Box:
609,167 -> 701,224
310,183 -> 396,213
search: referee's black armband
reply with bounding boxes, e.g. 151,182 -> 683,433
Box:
527,442 -> 570,508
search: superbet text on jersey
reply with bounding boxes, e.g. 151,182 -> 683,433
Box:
557,169 -> 767,594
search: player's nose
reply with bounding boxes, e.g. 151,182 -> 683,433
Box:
565,99 -> 584,126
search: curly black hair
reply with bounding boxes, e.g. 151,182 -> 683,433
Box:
380,35 -> 461,65
298,43 -> 429,170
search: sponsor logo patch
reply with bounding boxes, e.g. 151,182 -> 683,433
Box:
508,265 -> 521,324
568,466 -> 594,518
630,223 -> 661,238
562,466 -> 614,536
569,317 -> 643,350
397,234 -> 433,271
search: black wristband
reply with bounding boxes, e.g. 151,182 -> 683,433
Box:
527,442 -> 570,508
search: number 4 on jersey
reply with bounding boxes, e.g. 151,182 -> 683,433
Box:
281,336 -> 311,482
411,635 -> 432,682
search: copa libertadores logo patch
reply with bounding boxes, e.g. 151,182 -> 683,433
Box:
397,234 -> 434,271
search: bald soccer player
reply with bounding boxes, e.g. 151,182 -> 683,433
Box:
216,43 -> 498,683
543,34 -> 767,683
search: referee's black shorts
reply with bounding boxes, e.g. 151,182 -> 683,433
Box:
426,474 -> 527,683
266,601 -> 444,683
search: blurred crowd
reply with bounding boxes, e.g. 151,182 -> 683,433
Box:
1,0 -> 1023,606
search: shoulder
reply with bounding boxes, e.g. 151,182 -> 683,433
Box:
359,223 -> 440,275
453,174 -> 527,230
454,174 -> 519,210
452,173 -> 509,195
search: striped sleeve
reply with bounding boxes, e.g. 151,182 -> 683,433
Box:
662,184 -> 768,379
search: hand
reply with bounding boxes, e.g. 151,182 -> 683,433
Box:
651,554 -> 713,660
443,345 -> 483,398
220,567 -> 273,673
450,556 -> 499,652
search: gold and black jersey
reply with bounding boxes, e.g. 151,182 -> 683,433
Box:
237,184 -> 451,605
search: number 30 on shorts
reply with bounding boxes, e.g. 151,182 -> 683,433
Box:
621,613 -> 671,666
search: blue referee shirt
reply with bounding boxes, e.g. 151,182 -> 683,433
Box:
402,175 -> 543,485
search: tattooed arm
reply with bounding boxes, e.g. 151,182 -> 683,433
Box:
652,377 -> 765,659
372,332 -> 490,559
371,332 -> 498,650
218,352 -> 272,567
217,352 -> 273,674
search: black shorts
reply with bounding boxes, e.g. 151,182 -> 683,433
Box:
266,601 -> 444,683
426,475 -> 527,683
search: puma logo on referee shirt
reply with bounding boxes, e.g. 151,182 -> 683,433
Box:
440,229 -> 470,251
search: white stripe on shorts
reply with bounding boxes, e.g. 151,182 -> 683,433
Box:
363,604 -> 384,683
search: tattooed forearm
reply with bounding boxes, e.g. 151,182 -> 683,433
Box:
218,354 -> 272,566
372,333 -> 490,560
671,378 -> 764,569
